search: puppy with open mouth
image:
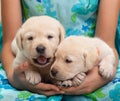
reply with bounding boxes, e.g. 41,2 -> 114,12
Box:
50,36 -> 115,87
12,16 -> 65,85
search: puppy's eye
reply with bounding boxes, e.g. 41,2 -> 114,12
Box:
28,36 -> 33,40
48,35 -> 53,39
65,59 -> 72,63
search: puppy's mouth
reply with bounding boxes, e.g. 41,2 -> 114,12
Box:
33,55 -> 51,65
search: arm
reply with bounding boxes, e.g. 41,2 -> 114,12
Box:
95,0 -> 119,68
1,0 -> 22,78
62,0 -> 119,95
1,0 -> 61,96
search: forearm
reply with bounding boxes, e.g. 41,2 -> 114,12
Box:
95,0 -> 119,47
2,43 -> 14,77
95,0 -> 119,70
1,0 -> 22,42
1,0 -> 22,76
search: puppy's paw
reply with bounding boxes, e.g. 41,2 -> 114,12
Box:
56,73 -> 86,87
72,72 -> 86,86
56,80 -> 72,87
61,80 -> 73,87
99,62 -> 113,78
25,70 -> 41,85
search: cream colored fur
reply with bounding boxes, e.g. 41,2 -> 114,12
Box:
50,36 -> 115,87
12,16 -> 65,84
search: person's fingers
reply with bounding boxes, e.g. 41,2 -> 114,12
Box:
60,87 -> 77,94
25,83 -> 60,92
24,83 -> 64,96
60,76 -> 90,95
36,83 -> 60,91
61,83 -> 93,95
60,77 -> 88,91
13,62 -> 30,85
63,87 -> 90,95
14,61 -> 29,75
39,90 -> 64,96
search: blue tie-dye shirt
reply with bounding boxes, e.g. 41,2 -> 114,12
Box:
22,0 -> 99,37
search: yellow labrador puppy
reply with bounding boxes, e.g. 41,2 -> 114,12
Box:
12,16 -> 65,85
50,36 -> 115,87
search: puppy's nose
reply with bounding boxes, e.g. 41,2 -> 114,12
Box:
36,45 -> 46,53
51,68 -> 58,77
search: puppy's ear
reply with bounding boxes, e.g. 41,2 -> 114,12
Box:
15,28 -> 24,50
83,48 -> 99,71
58,23 -> 65,43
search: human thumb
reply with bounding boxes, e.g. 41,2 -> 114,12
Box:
14,61 -> 29,74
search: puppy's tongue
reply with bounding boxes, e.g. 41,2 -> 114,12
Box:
37,56 -> 47,64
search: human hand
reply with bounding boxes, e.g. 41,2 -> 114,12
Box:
8,62 -> 63,96
60,66 -> 116,95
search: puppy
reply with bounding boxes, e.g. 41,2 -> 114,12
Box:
50,36 -> 115,87
12,16 -> 65,85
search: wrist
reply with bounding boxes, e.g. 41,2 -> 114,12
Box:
5,67 -> 14,83
6,68 -> 23,89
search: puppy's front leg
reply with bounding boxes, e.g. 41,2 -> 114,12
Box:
72,72 -> 86,86
56,72 -> 86,87
25,69 -> 41,85
99,54 -> 115,78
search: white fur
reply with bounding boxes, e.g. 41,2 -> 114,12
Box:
12,16 -> 65,84
50,36 -> 115,87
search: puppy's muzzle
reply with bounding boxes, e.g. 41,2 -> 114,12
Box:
32,45 -> 52,66
36,45 -> 46,54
